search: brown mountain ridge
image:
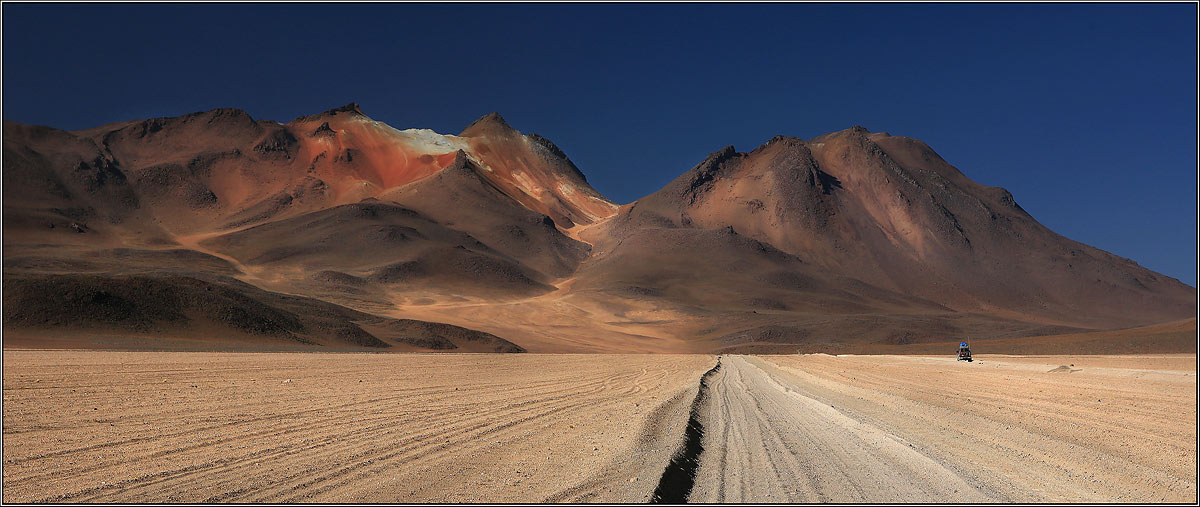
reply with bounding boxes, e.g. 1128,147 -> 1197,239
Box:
2,105 -> 1194,352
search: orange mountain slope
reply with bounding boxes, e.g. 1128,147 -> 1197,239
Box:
3,106 -> 1194,353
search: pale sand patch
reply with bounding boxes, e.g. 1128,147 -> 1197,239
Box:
747,353 -> 1196,502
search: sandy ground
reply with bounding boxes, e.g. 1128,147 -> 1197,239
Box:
691,354 -> 1197,503
1,351 -> 713,503
2,351 -> 1195,503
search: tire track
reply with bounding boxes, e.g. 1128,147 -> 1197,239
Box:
3,351 -> 716,503
750,354 -> 1197,503
252,372 -> 640,503
689,355 -> 992,503
12,368 -> 624,496
67,371 -> 634,502
10,351 -> 1188,503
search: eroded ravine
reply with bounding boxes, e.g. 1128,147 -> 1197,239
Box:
649,356 -> 721,503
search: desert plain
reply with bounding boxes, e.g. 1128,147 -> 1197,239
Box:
3,105 -> 1198,504
2,349 -> 1194,503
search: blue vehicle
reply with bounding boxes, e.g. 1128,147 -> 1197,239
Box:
957,341 -> 973,362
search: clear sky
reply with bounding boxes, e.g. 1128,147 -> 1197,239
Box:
3,3 -> 1196,286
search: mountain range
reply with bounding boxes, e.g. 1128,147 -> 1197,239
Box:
3,104 -> 1194,352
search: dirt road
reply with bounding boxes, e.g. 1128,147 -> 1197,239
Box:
3,351 -> 1195,503
689,354 -> 1196,503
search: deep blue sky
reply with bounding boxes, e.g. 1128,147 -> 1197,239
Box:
4,3 -> 1197,286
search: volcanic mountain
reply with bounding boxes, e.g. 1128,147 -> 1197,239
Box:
3,105 -> 1194,352
3,104 -> 612,351
583,130 -> 1191,326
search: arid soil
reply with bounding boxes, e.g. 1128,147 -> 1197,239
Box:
1,351 -> 712,503
3,351 -> 1195,503
692,354 -> 1197,502
714,318 -> 1199,356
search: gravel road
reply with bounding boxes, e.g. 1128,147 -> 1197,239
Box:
688,354 -> 1196,503
3,351 -> 1193,503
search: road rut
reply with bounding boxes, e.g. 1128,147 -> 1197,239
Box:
687,354 -> 1196,503
690,355 -> 991,502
